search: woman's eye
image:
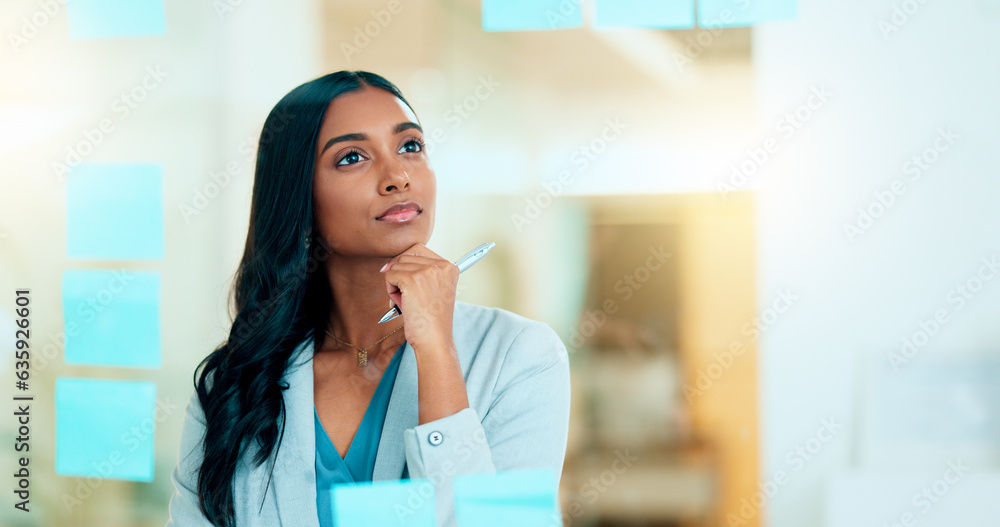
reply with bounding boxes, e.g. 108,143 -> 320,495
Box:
337,148 -> 363,166
401,138 -> 424,154
337,140 -> 422,166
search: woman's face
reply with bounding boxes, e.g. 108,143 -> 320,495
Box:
312,85 -> 435,258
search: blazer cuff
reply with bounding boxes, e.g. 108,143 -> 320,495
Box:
402,407 -> 495,480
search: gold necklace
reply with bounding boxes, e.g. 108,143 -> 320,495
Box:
324,324 -> 404,367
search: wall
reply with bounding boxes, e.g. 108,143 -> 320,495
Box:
753,1 -> 1000,525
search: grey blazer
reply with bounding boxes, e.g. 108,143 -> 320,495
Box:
165,301 -> 571,526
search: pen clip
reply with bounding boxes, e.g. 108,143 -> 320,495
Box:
454,242 -> 496,272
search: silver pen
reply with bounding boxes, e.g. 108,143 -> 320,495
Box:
378,242 -> 497,324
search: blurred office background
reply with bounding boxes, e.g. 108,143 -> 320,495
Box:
2,0 -> 999,525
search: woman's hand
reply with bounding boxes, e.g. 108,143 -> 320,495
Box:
380,243 -> 459,353
381,243 -> 469,425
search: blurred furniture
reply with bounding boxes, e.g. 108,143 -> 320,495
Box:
560,214 -> 719,526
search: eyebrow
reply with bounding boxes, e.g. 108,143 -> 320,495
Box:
319,122 -> 423,156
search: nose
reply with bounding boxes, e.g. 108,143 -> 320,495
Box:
379,161 -> 410,193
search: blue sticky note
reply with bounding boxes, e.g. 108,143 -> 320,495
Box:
697,0 -> 797,27
55,378 -> 157,482
331,479 -> 436,527
453,468 -> 558,527
66,0 -> 167,40
67,163 -> 164,260
482,0 -> 583,31
62,269 -> 161,368
594,0 -> 695,29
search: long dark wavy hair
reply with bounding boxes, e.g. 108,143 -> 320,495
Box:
192,70 -> 416,527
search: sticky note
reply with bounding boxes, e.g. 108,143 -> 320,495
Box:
55,378 -> 157,482
66,0 -> 167,40
697,0 -> 797,28
67,163 -> 164,260
453,468 -> 558,527
62,269 -> 161,368
331,479 -> 436,527
482,0 -> 583,31
594,0 -> 696,29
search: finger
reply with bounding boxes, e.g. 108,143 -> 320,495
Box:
380,248 -> 440,273
384,276 -> 401,308
388,290 -> 402,310
383,263 -> 455,286
394,254 -> 446,266
382,266 -> 433,298
381,258 -> 453,275
400,242 -> 443,260
387,258 -> 450,274
382,262 -> 432,274
382,263 -> 454,308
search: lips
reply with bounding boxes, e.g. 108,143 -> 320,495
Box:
376,201 -> 421,222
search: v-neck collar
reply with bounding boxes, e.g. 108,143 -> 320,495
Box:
274,325 -> 428,526
314,341 -> 406,467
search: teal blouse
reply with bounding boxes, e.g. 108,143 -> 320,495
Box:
314,342 -> 408,527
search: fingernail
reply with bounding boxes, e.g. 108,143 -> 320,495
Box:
380,263 -> 389,272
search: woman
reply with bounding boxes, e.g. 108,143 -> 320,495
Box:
165,70 -> 571,527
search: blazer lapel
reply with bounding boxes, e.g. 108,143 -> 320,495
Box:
268,334 -> 419,524
374,304 -> 472,480
273,335 -> 320,527
373,341 -> 419,480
